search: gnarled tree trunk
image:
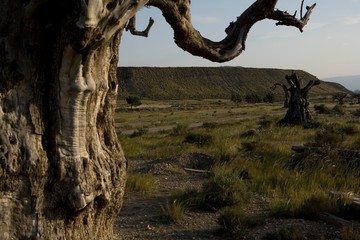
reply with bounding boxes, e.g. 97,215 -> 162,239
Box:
277,72 -> 320,126
271,83 -> 290,108
0,0 -> 151,238
0,0 -> 315,238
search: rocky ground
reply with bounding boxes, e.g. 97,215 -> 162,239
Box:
113,153 -> 343,240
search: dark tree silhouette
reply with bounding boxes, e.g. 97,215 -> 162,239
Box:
277,72 -> 320,126
271,83 -> 290,107
332,92 -> 347,105
126,95 -> 142,108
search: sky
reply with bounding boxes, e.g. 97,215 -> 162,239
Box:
119,0 -> 360,89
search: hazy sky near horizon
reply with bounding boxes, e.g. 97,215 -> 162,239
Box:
119,0 -> 360,80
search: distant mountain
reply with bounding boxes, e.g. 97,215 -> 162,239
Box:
117,67 -> 352,100
323,75 -> 360,92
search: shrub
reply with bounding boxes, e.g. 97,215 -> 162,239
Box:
184,133 -> 214,147
263,92 -> 275,103
258,117 -> 273,129
332,104 -> 345,114
310,124 -> 345,148
217,205 -> 247,233
270,192 -> 337,219
341,124 -> 358,135
126,173 -> 158,195
314,104 -> 331,114
125,95 -> 142,108
245,93 -> 262,103
161,200 -> 186,223
230,93 -> 242,103
174,189 -> 205,210
218,205 -> 265,233
302,120 -> 322,129
202,167 -> 248,209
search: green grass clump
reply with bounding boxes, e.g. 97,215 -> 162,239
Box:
202,166 -> 248,209
314,104 -> 331,114
269,192 -> 337,219
310,124 -> 346,148
174,189 -> 206,211
217,205 -> 248,233
161,200 -> 186,223
218,205 -> 265,234
126,173 -> 158,195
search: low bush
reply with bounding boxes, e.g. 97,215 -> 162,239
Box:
126,173 -> 158,195
202,167 -> 248,209
333,104 -> 345,114
310,124 -> 345,148
217,205 -> 247,233
184,133 -> 214,147
161,200 -> 186,223
314,104 -> 331,114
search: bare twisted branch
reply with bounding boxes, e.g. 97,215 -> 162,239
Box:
147,0 -> 316,62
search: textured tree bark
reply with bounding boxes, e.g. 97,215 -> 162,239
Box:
277,72 -> 320,126
271,83 -> 290,108
0,0 -> 150,238
0,0 -> 315,239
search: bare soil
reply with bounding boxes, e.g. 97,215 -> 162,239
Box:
113,153 -> 342,240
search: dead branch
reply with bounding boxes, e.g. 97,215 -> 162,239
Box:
148,0 -> 316,62
126,16 -> 155,37
268,1 -> 316,32
184,168 -> 211,174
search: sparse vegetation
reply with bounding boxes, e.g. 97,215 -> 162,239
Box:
126,95 -> 142,108
117,99 -> 360,238
202,166 -> 248,209
245,93 -> 262,103
184,133 -> 214,147
263,226 -> 305,240
161,200 -> 187,223
126,173 -> 158,195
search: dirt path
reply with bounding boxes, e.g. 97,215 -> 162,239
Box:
113,153 -> 342,240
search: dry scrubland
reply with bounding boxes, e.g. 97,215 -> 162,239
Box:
114,99 -> 360,239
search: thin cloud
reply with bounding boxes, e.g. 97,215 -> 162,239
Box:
344,14 -> 360,25
192,16 -> 221,24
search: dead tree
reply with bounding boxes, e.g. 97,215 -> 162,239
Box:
333,92 -> 348,105
0,0 -> 315,238
277,72 -> 320,126
271,83 -> 290,108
